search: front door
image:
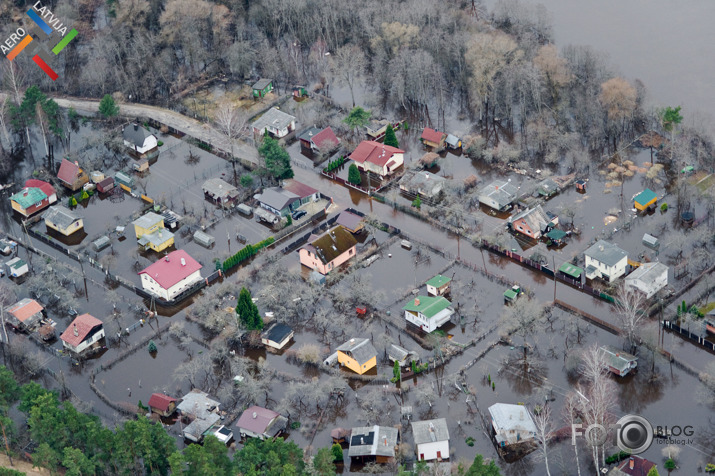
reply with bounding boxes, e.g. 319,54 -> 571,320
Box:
437,451 -> 442,460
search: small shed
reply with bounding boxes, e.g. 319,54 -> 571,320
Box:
292,86 -> 308,98
97,177 -> 115,193
546,228 -> 568,245
261,323 -> 294,350
148,393 -> 178,417
6,257 -> 28,278
558,262 -> 583,280
92,236 -> 111,252
642,233 -> 660,249
600,345 -> 637,377
90,171 -> 105,183
193,230 -> 215,248
132,159 -> 149,173
425,275 -> 451,297
445,134 -> 462,149
575,179 -> 587,192
252,79 -> 273,98
634,189 -> 657,212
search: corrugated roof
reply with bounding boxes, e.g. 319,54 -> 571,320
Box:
479,180 -> 518,209
584,240 -> 628,267
420,127 -> 445,144
148,393 -> 177,412
138,250 -> 202,290
509,205 -> 550,233
558,262 -> 583,279
412,418 -> 449,445
60,313 -> 103,348
634,188 -> 657,206
488,403 -> 537,434
252,107 -> 295,132
10,187 -> 47,209
7,298 -> 43,323
402,296 -> 452,319
177,389 -> 220,420
425,275 -> 451,288
625,262 -> 668,284
132,212 -> 164,230
43,205 -> 81,229
336,338 -> 377,366
138,228 -> 174,248
57,159 -> 81,184
252,78 -> 273,90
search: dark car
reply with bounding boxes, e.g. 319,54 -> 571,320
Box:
292,210 -> 307,220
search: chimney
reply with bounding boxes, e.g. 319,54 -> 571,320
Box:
349,338 -> 355,344
629,457 -> 634,470
165,255 -> 170,262
74,161 -> 79,167
252,412 -> 257,418
134,124 -> 139,131
383,436 -> 387,446
73,323 -> 78,337
414,298 -> 420,306
360,437 -> 364,445
181,258 -> 186,266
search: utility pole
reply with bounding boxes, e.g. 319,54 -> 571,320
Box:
553,255 -> 557,302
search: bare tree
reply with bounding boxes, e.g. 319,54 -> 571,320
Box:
562,393 -> 583,476
330,45 -> 366,107
614,282 -> 646,353
214,103 -> 248,183
531,405 -> 553,476
501,296 -> 545,364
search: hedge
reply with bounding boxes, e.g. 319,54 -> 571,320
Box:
222,237 -> 275,271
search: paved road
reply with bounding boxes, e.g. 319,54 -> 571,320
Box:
51,97 -> 259,165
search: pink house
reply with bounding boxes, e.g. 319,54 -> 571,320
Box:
349,140 -> 404,177
299,225 -> 357,275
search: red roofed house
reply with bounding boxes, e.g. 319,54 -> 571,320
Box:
138,250 -> 203,301
609,456 -> 657,476
7,298 -> 44,331
282,179 -> 319,206
57,158 -> 89,191
148,393 -> 178,417
24,179 -> 57,204
235,405 -> 288,440
298,126 -> 340,153
420,128 -> 446,149
60,313 -> 105,354
349,141 -> 404,177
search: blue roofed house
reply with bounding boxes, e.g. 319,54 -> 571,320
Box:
584,240 -> 628,282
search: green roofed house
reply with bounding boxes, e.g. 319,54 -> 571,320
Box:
634,188 -> 657,212
403,296 -> 454,333
600,345 -> 637,377
503,285 -> 522,303
558,262 -> 583,280
426,275 -> 452,297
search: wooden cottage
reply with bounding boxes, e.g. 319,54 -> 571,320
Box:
148,393 -> 177,417
420,128 -> 446,149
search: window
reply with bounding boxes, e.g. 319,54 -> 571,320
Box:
349,249 -> 353,255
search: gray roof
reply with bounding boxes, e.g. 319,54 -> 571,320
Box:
123,123 -> 154,147
584,240 -> 628,266
412,418 -> 449,445
263,323 -> 293,344
183,412 -> 220,440
258,187 -> 300,212
43,205 -> 81,229
348,425 -> 398,457
252,78 -> 273,90
537,178 -> 560,196
388,343 -> 413,363
509,205 -> 551,233
138,228 -> 174,247
336,338 -> 377,366
202,178 -> 238,199
625,262 -> 668,284
445,134 -> 460,147
132,212 -> 164,230
400,171 -> 446,197
336,211 -> 363,232
298,126 -> 322,142
488,403 -> 537,434
600,345 -> 637,372
642,233 -> 659,247
479,180 -> 518,209
252,108 -> 296,132
177,389 -> 220,420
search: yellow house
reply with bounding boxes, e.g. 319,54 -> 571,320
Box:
43,205 -> 83,236
336,338 -> 377,375
132,212 -> 174,252
634,189 -> 657,212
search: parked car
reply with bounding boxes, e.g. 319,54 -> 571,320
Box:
292,210 -> 307,220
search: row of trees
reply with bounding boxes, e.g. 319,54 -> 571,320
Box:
221,237 -> 274,272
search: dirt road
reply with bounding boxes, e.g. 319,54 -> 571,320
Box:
0,453 -> 48,475
51,97 -> 259,166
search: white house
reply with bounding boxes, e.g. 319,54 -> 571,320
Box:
123,123 -> 158,155
235,406 -> 288,440
402,296 -> 454,333
478,180 -> 518,211
349,141 -> 404,177
625,262 -> 668,298
584,240 -> 628,282
251,107 -> 296,138
60,314 -> 105,354
6,257 -> 29,278
261,323 -> 294,350
412,418 -> 450,461
488,403 -> 536,447
138,250 -> 203,301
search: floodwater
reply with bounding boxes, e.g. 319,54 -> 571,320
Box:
484,0 -> 715,117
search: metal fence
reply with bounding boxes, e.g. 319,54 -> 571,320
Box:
664,320 -> 715,353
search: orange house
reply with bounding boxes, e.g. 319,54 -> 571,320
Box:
299,225 -> 357,275
336,338 -> 377,375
